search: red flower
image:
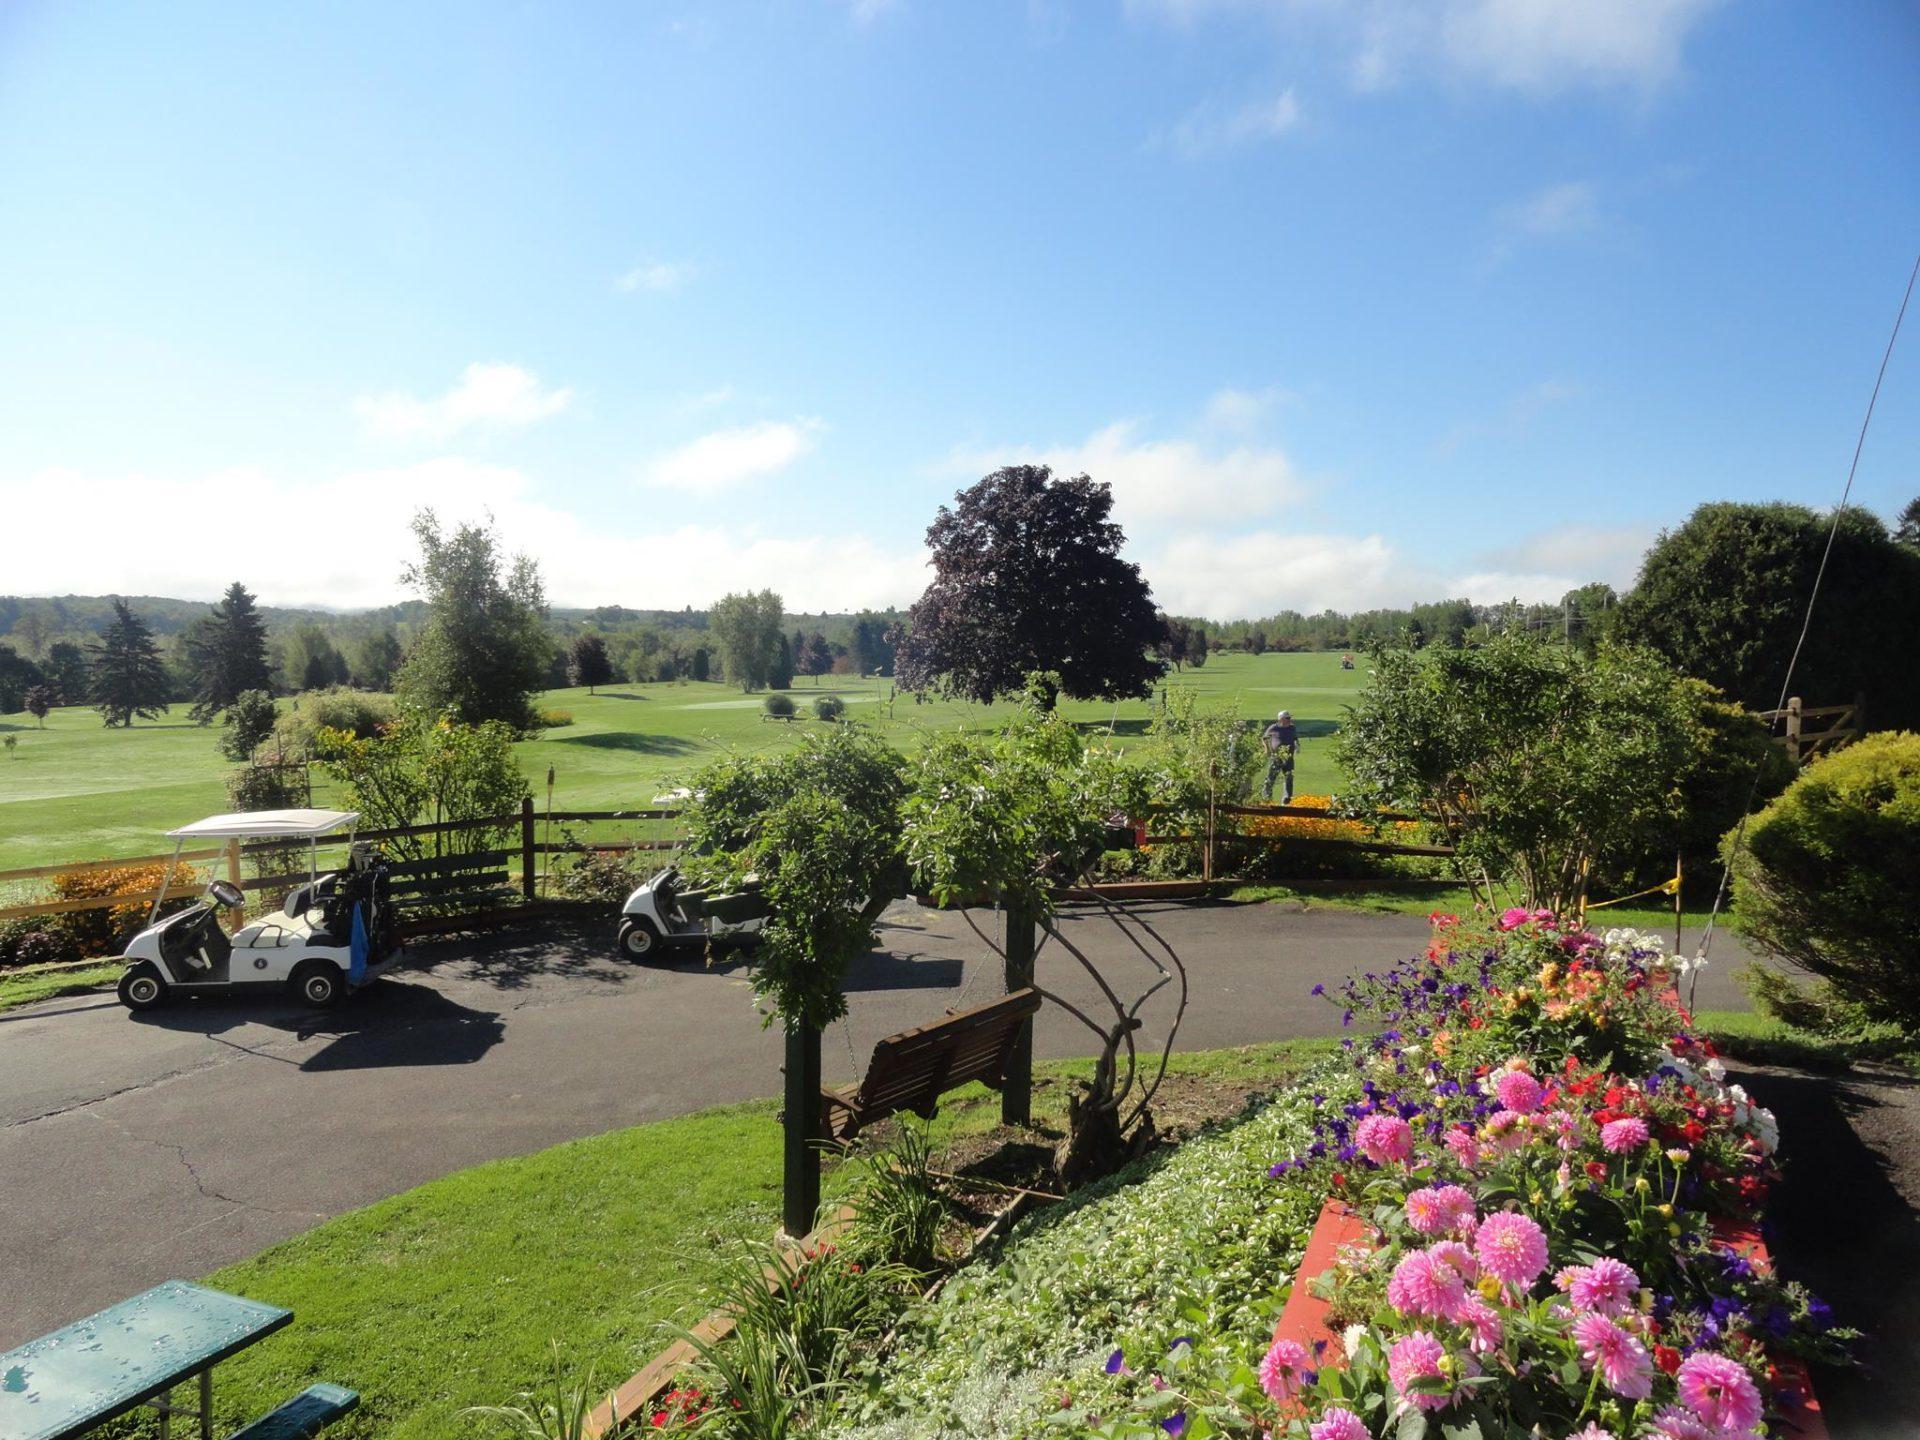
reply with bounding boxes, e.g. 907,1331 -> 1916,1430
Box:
1655,1345 -> 1682,1375
1584,1160 -> 1608,1182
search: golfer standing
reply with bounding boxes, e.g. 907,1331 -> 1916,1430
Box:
1262,709 -> 1298,802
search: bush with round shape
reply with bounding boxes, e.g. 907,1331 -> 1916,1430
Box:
763,693 -> 796,720
0,919 -> 84,970
1730,730 -> 1920,1025
813,695 -> 845,722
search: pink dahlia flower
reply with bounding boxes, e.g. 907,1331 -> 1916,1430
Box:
1646,1406 -> 1715,1440
1493,1069 -> 1547,1114
1355,1113 -> 1414,1165
1567,1427 -> 1616,1440
1308,1407 -> 1369,1440
1443,1126 -> 1481,1169
1258,1337 -> 1314,1406
1456,1295 -> 1503,1354
1387,1248 -> 1467,1321
1600,1117 -> 1651,1153
1473,1211 -> 1549,1291
1386,1331 -> 1457,1413
1572,1312 -> 1653,1400
1427,1238 -> 1478,1281
1675,1352 -> 1764,1433
1565,1256 -> 1640,1316
1403,1184 -> 1476,1238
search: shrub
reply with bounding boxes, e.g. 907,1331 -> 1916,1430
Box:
45,861 -> 196,957
844,1125 -> 946,1274
0,919 -> 83,970
219,688 -> 278,762
532,707 -> 574,729
553,846 -> 643,904
763,693 -> 796,720
275,686 -> 395,757
1730,730 -> 1920,1024
312,707 -> 529,861
813,695 -> 845,722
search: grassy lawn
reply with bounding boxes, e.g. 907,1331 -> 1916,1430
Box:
0,960 -> 122,1011
97,1041 -> 1331,1440
1228,880 -> 1687,935
0,651 -> 1364,873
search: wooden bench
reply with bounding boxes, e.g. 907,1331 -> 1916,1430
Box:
821,988 -> 1042,1143
383,849 -> 512,916
227,1384 -> 359,1440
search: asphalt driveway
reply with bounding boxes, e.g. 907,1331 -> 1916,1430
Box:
0,900 -> 1758,1345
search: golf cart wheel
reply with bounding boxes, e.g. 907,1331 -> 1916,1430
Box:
117,963 -> 167,1012
617,917 -> 664,963
290,960 -> 345,1008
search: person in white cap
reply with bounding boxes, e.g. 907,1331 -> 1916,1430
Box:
1262,708 -> 1298,802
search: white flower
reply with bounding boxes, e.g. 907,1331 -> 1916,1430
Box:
1343,1323 -> 1368,1360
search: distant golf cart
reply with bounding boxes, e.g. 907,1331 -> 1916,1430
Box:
616,865 -> 769,962
116,809 -> 398,1012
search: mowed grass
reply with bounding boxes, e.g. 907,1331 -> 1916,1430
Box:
0,651 -> 1363,872
97,1041 -> 1332,1440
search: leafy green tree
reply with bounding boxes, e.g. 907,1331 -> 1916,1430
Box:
770,632 -> 795,690
314,709 -> 529,859
281,623 -> 349,692
897,466 -> 1167,703
395,510 -> 552,729
1617,501 -> 1920,727
187,582 -> 273,722
1896,495 -> 1920,548
44,642 -> 88,704
88,599 -> 171,727
850,612 -> 896,676
10,612 -> 48,659
23,684 -> 53,727
691,646 -> 711,682
1184,623 -> 1209,668
1731,731 -> 1920,1025
1559,582 -> 1618,656
0,645 -> 42,714
681,725 -> 909,1029
351,628 -> 403,690
800,631 -> 833,682
219,688 -> 278,762
567,633 -> 614,693
1335,635 -> 1699,914
708,590 -> 784,692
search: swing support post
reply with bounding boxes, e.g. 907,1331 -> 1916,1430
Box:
1001,898 -> 1036,1126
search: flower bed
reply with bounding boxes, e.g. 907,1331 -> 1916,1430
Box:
1087,913 -> 1854,1440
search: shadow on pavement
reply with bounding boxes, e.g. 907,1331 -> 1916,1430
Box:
1736,1065 -> 1920,1438
405,920 -> 638,991
843,952 -> 964,993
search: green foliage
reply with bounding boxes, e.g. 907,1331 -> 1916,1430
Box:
552,844 -> 643,904
681,726 -> 908,1028
764,692 -> 797,720
275,686 -> 395,758
710,590 -> 787,693
1663,679 -> 1794,883
566,633 -> 613,693
22,684 -> 53,726
0,918 -> 84,970
1618,500 -> 1920,728
1335,635 -> 1698,914
1141,687 -> 1264,826
1021,668 -> 1062,713
532,707 -> 573,729
844,1124 -> 946,1274
226,755 -> 307,813
88,597 -> 171,727
351,628 -> 404,690
219,688 -> 278,762
187,581 -> 273,722
902,711 -> 1146,917
315,709 -> 530,860
466,1344 -> 602,1440
1730,730 -> 1920,1025
396,510 -> 553,729
813,695 -> 846,722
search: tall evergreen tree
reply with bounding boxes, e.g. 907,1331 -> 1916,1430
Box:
44,642 -> 88,704
89,599 -> 171,727
188,581 -> 273,722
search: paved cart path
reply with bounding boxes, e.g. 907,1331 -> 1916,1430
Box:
0,901 -> 1757,1346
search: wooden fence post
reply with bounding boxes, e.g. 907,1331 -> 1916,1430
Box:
520,796 -> 536,901
782,1019 -> 822,1238
1001,899 -> 1036,1126
1785,696 -> 1803,764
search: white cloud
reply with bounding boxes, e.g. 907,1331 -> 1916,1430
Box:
1435,378 -> 1581,455
1131,0 -> 1722,96
1476,521 -> 1657,589
1203,385 -> 1293,432
354,362 -> 574,442
945,418 -> 1305,529
616,258 -> 693,293
849,0 -> 896,24
1501,180 -> 1600,237
0,459 -> 924,613
1160,88 -> 1302,156
641,419 -> 823,496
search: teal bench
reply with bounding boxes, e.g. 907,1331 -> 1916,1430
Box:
227,1385 -> 359,1440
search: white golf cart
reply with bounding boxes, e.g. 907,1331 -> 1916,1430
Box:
616,866 -> 768,962
115,809 -> 399,1011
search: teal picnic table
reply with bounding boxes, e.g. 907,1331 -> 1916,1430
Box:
0,1281 -> 291,1440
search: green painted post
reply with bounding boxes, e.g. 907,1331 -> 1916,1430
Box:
1002,899 -> 1036,1126
783,1019 -> 822,1237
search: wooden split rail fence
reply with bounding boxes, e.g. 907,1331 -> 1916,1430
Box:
1757,694 -> 1866,764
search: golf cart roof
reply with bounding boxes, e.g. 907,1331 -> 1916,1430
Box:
166,809 -> 361,840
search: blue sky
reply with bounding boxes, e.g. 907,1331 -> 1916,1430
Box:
1,0 -> 1915,617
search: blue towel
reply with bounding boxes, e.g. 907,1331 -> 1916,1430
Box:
349,902 -> 368,985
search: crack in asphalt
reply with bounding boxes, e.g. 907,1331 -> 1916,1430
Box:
85,1110 -> 327,1223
